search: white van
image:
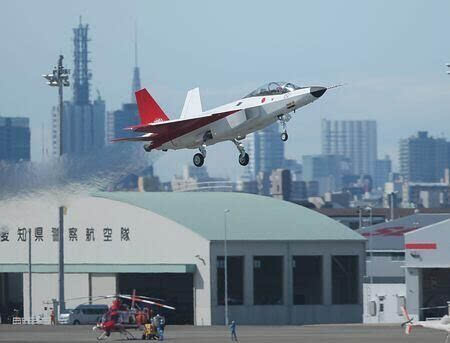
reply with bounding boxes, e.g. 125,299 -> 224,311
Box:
60,304 -> 109,325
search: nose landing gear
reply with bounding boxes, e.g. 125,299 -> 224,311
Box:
278,114 -> 291,142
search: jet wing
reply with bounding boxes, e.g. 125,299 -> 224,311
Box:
128,109 -> 238,135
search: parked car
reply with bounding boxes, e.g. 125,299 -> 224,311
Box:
59,304 -> 108,325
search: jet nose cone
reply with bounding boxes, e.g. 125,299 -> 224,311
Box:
310,86 -> 327,98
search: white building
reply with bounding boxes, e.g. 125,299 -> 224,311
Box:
405,219 -> 450,320
0,192 -> 365,325
357,213 -> 450,323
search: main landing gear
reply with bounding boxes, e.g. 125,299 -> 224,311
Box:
193,144 -> 206,167
143,144 -> 152,152
278,114 -> 291,142
232,139 -> 249,166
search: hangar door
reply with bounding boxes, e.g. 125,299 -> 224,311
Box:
0,273 -> 23,322
422,268 -> 450,319
118,273 -> 193,324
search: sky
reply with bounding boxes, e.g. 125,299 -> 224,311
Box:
1,0 -> 450,181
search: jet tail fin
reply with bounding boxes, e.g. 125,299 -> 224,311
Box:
135,88 -> 169,124
180,87 -> 203,119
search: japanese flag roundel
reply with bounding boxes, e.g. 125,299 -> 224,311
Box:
261,97 -> 266,103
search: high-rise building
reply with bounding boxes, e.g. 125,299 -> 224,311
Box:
270,169 -> 292,200
131,30 -> 141,103
374,155 -> 392,189
321,119 -> 377,177
111,104 -> 139,140
106,30 -> 141,142
0,116 -> 30,162
244,123 -> 284,180
52,20 -> 105,156
399,131 -> 450,182
302,154 -> 350,195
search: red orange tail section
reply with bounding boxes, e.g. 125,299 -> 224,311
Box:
135,88 -> 169,124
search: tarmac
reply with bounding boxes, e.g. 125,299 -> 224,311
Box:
0,323 -> 445,342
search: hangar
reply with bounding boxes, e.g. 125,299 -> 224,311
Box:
404,219 -> 450,320
0,192 -> 365,325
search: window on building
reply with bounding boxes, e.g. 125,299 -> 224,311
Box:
292,256 -> 323,304
391,252 -> 405,261
253,256 -> 283,305
217,256 -> 244,305
332,255 -> 359,304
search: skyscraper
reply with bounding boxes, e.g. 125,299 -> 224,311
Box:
106,31 -> 141,142
131,28 -> 141,103
243,123 -> 284,180
321,119 -> 377,177
399,131 -> 449,182
0,116 -> 30,162
374,155 -> 392,189
52,19 -> 105,156
302,154 -> 350,194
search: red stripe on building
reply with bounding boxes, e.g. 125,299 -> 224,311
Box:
405,243 -> 437,250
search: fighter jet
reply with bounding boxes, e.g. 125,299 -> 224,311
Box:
113,81 -> 327,167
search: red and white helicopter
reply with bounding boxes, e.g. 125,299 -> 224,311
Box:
113,82 -> 329,167
89,292 -> 175,340
402,306 -> 450,343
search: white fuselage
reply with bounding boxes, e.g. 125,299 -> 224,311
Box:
157,87 -> 318,150
414,316 -> 450,333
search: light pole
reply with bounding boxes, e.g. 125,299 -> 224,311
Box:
43,55 -> 70,156
43,56 -> 70,318
28,228 -> 32,319
223,209 -> 230,327
365,206 -> 373,285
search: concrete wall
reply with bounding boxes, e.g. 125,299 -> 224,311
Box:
405,268 -> 422,320
91,273 -> 116,305
23,273 -> 89,318
0,194 -> 212,325
210,240 -> 365,325
363,283 -> 406,323
366,254 -> 405,281
405,219 -> 450,268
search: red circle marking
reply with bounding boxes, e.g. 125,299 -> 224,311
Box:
261,97 -> 266,103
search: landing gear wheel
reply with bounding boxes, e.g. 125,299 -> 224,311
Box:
193,153 -> 205,167
143,144 -> 152,152
281,132 -> 288,141
239,153 -> 250,166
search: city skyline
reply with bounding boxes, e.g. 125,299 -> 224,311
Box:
1,1 -> 450,181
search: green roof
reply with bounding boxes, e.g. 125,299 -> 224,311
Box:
94,192 -> 364,242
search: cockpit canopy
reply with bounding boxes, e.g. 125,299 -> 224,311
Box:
244,82 -> 303,98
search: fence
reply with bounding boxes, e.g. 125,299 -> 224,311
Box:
12,316 -> 51,325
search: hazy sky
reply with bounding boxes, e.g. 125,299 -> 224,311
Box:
1,0 -> 450,181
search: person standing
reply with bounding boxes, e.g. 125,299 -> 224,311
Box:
50,309 -> 55,325
230,320 -> 238,341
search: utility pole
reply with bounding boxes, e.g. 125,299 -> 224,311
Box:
43,56 -> 70,318
58,206 -> 65,315
223,209 -> 230,327
28,228 -> 32,319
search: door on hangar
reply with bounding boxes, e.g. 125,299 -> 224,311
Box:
117,273 -> 193,324
422,268 -> 450,319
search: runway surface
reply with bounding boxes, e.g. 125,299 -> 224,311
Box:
0,324 -> 445,342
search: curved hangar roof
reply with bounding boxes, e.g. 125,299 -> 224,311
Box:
95,192 -> 364,242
